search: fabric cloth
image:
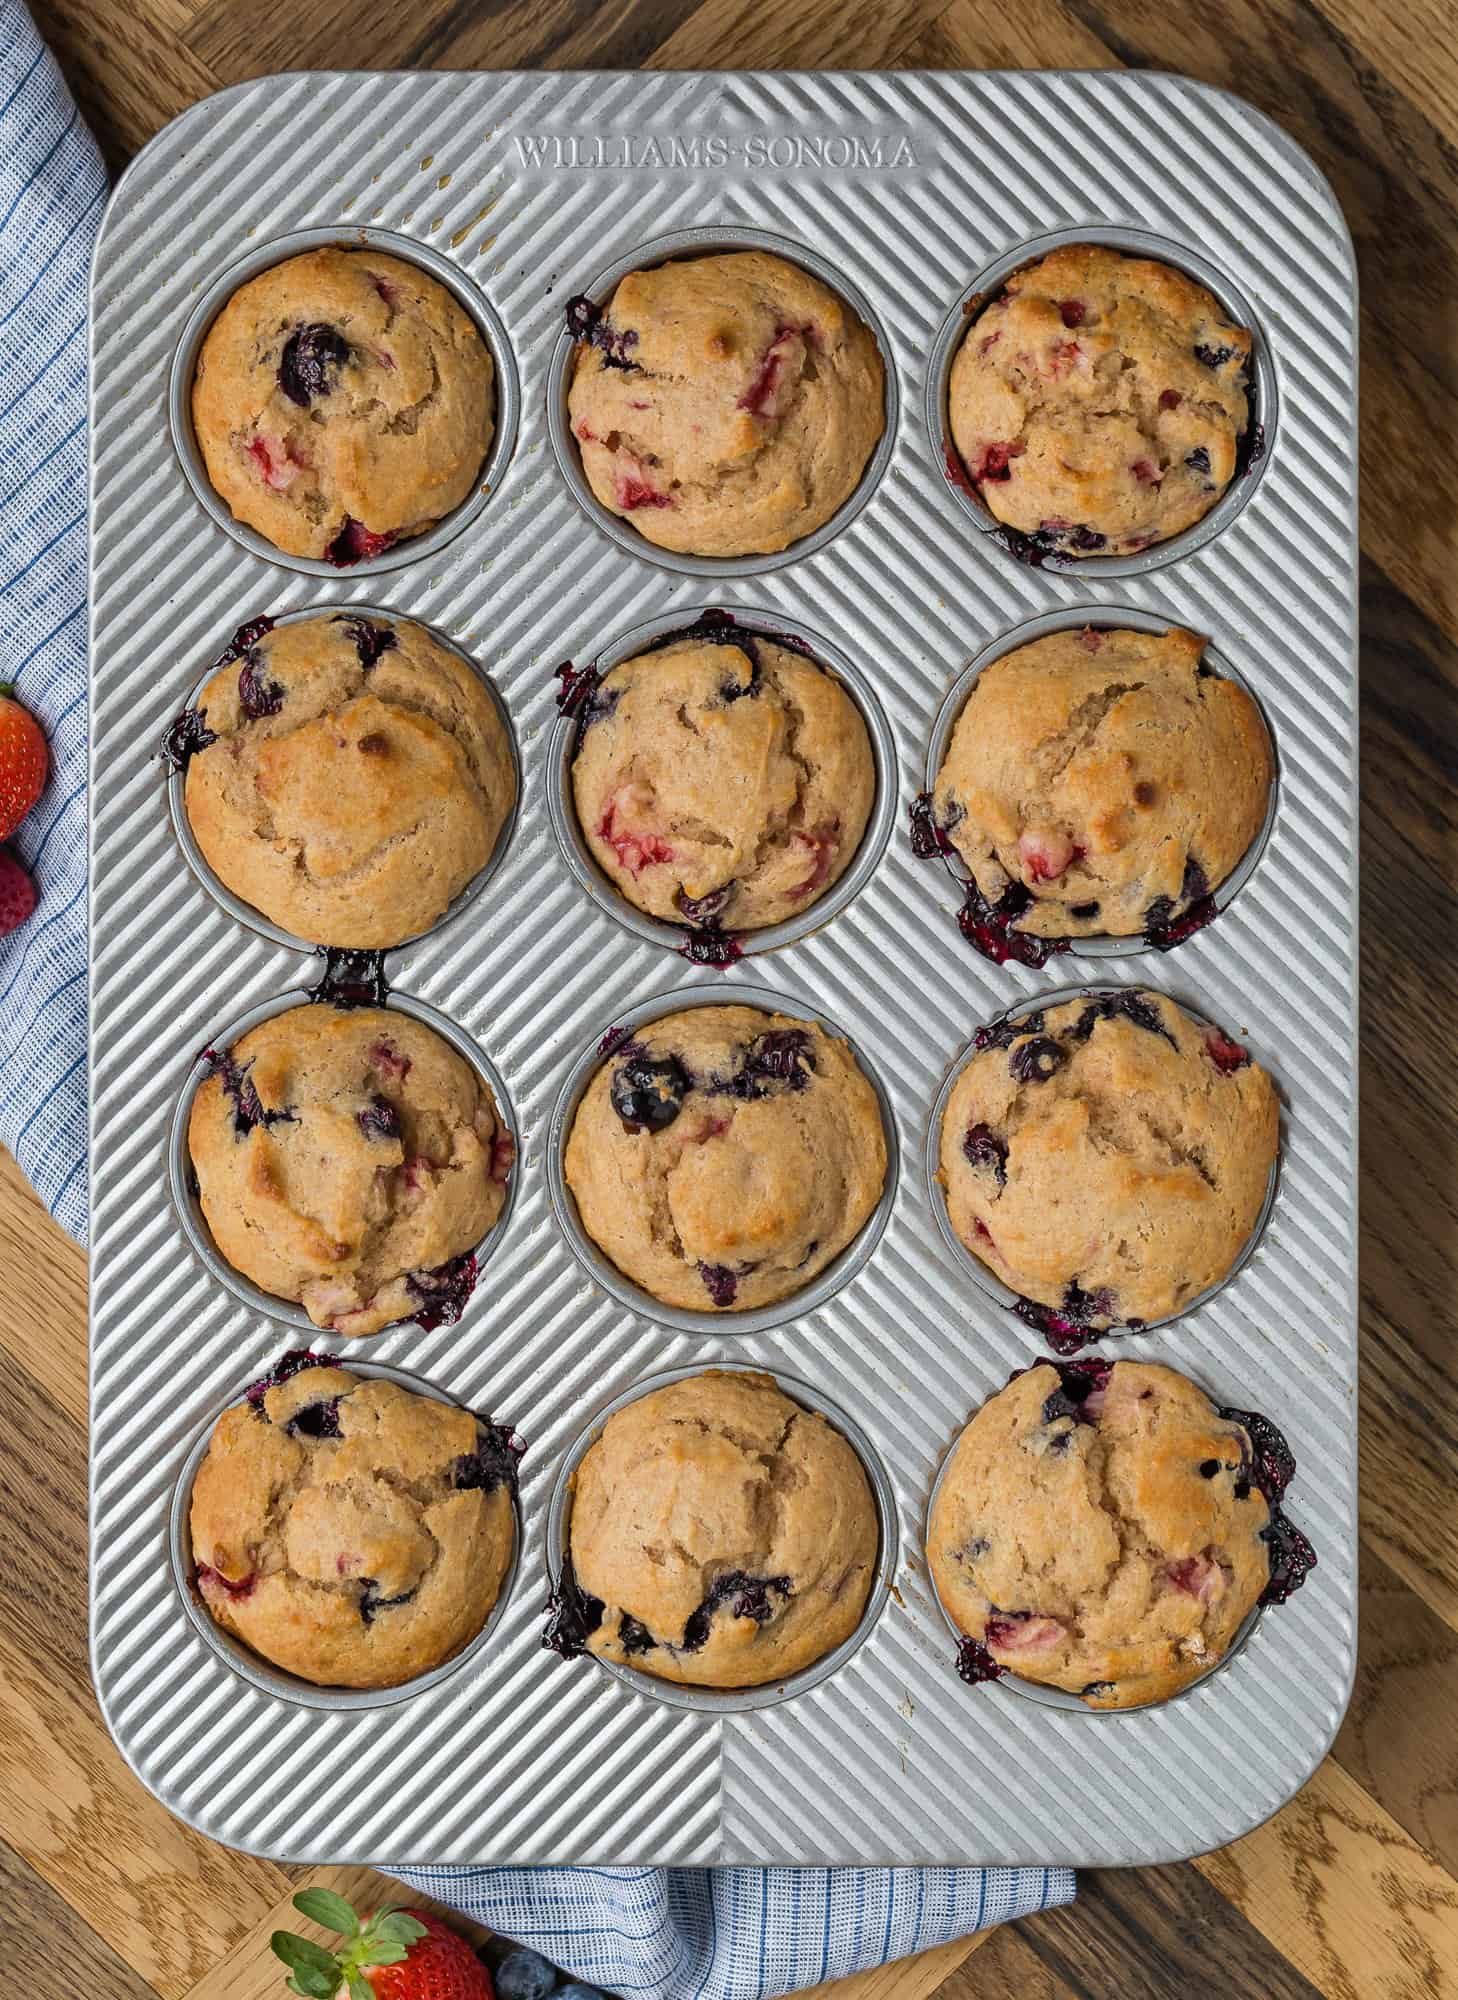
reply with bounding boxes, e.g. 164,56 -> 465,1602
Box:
1,7 -> 1074,1990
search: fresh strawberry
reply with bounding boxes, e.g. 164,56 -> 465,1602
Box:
272,1889 -> 493,2000
0,687 -> 47,840
0,850 -> 36,937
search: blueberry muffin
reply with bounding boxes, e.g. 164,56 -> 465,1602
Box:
179,612 -> 514,949
948,244 -> 1251,559
928,1358 -> 1314,1708
564,1005 -> 887,1312
938,991 -> 1277,1340
566,251 -> 884,557
190,1351 -> 519,1688
545,1370 -> 877,1688
927,625 -> 1270,947
188,1005 -> 511,1336
191,247 -> 493,563
571,627 -> 873,934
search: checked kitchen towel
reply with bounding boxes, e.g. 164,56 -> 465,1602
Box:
0,6 -> 1073,1992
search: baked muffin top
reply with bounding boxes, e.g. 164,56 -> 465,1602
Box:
948,243 -> 1251,560
571,629 -> 874,935
191,247 -> 493,563
564,1005 -> 887,1313
551,1370 -> 878,1688
928,625 -> 1271,945
188,1004 -> 511,1337
567,250 -> 884,557
928,1359 -> 1311,1708
182,612 -> 515,949
938,991 -> 1277,1339
190,1354 -> 518,1689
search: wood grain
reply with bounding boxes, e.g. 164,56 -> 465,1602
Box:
11,2 -> 1458,1999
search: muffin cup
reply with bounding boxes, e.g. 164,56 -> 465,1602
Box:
926,982 -> 1282,1339
546,606 -> 898,957
545,225 -> 899,578
547,981 -> 900,1335
922,605 -> 1280,959
169,1355 -> 521,1711
923,1399 -> 1261,1716
169,986 -> 519,1333
545,1360 -> 898,1713
169,225 -> 521,578
166,602 -> 521,954
926,224 -> 1277,577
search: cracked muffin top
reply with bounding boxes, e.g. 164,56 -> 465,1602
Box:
181,611 -> 515,949
547,1370 -> 878,1688
948,243 -> 1251,560
191,247 -> 493,564
928,1359 -> 1313,1708
938,991 -> 1277,1342
566,250 -> 884,557
190,1352 -> 519,1688
927,625 -> 1271,946
188,1004 -> 512,1337
564,1005 -> 887,1313
571,629 -> 874,936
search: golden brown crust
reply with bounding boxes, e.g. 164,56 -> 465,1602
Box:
568,251 -> 884,556
938,991 -> 1277,1327
928,1361 -> 1273,1708
572,1371 -> 877,1688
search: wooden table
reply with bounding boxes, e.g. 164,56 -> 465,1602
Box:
8,1 -> 1457,1995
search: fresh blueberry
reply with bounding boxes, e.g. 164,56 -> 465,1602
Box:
495,1950 -> 559,2000
558,1985 -> 608,2000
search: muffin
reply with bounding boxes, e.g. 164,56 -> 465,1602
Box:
566,250 -> 884,557
546,1370 -> 877,1688
938,990 -> 1277,1339
180,611 -> 515,948
564,1005 -> 887,1312
928,1358 -> 1314,1708
927,625 -> 1271,947
948,243 -> 1251,559
571,626 -> 874,934
191,247 -> 493,563
190,1352 -> 519,1688
188,1004 -> 511,1336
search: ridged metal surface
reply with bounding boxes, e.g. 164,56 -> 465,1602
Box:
88,69 -> 1358,1867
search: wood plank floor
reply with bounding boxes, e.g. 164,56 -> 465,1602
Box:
9,0 -> 1458,1993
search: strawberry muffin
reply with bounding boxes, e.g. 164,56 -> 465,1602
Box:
565,1005 -> 887,1312
566,251 -> 884,557
948,244 -> 1251,560
571,626 -> 873,935
938,991 -> 1277,1342
190,1352 -> 520,1688
188,1005 -> 512,1335
926,624 -> 1271,949
191,247 -> 493,563
928,1358 -> 1314,1708
545,1370 -> 877,1688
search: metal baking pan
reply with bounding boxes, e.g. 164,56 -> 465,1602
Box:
88,68 -> 1358,1867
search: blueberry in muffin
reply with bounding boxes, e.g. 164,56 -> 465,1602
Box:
544,1369 -> 877,1688
564,1005 -> 887,1312
566,251 -> 884,557
928,1358 -> 1314,1708
938,990 -> 1277,1340
948,244 -> 1251,559
187,1005 -> 512,1335
177,611 -> 515,948
190,1350 -> 521,1688
191,248 -> 493,563
921,624 -> 1271,953
570,625 -> 873,935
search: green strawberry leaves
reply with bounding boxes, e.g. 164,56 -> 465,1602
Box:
293,1888 -> 363,1938
271,1892 -> 431,1997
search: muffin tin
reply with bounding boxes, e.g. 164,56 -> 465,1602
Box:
88,69 -> 1358,1868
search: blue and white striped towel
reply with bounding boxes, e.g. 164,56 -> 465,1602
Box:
0,6 -> 1072,1990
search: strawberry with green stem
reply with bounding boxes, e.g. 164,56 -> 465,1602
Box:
272,1888 -> 493,2000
